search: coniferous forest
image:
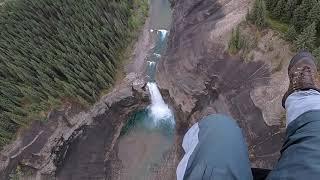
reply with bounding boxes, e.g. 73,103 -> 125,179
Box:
266,0 -> 320,51
244,0 -> 320,62
0,0 -> 148,147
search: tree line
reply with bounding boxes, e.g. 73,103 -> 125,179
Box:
0,0 -> 148,147
247,0 -> 320,62
268,0 -> 320,52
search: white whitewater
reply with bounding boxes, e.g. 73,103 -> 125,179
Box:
147,82 -> 174,125
147,61 -> 156,67
153,53 -> 161,58
157,29 -> 168,41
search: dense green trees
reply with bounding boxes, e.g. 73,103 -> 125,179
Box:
313,47 -> 320,64
308,2 -> 320,31
0,0 -> 148,147
292,0 -> 317,31
269,0 -> 319,31
267,0 -> 320,53
285,25 -> 298,41
266,0 -> 279,9
272,0 -> 287,19
295,22 -> 317,51
283,0 -> 298,22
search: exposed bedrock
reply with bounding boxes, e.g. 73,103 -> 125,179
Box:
157,0 -> 285,169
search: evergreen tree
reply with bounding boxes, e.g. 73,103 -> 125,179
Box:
228,26 -> 241,54
283,0 -> 298,22
285,25 -> 298,41
266,0 -> 280,10
272,0 -> 287,18
295,22 -> 317,51
313,47 -> 320,66
248,0 -> 268,28
292,0 -> 317,31
308,2 -> 320,31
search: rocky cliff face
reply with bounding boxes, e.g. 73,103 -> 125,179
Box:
157,0 -> 285,168
0,73 -> 149,179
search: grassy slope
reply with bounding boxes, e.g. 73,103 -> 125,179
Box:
266,11 -> 320,48
266,15 -> 289,34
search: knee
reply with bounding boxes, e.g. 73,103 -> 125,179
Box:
199,114 -> 239,129
197,114 -> 244,144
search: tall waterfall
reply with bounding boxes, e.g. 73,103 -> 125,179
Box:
147,82 -> 173,123
147,29 -> 174,126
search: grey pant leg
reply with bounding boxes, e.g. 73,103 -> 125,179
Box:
267,110 -> 320,180
177,114 -> 253,180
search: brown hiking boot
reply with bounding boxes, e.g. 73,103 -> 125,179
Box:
282,51 -> 320,108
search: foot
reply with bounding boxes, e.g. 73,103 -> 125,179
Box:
282,51 -> 320,108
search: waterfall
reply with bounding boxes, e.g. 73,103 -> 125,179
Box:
147,61 -> 156,67
157,29 -> 168,40
147,82 -> 174,125
147,29 -> 174,126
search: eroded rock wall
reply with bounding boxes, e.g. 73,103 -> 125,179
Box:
158,0 -> 285,168
0,74 -> 149,179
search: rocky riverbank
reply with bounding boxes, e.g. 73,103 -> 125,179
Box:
0,74 -> 149,179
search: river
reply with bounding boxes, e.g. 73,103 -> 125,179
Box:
117,0 -> 174,179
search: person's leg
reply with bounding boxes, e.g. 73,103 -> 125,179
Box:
267,51 -> 320,179
286,90 -> 320,125
267,90 -> 320,179
176,114 -> 253,180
